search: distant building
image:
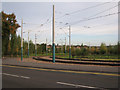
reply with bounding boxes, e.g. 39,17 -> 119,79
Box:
47,45 -> 52,49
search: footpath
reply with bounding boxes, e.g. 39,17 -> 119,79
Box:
34,56 -> 120,66
2,57 -> 120,74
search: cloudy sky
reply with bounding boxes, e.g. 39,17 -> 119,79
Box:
1,0 -> 118,46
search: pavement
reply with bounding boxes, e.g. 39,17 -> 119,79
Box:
2,57 -> 120,74
1,57 -> 120,89
34,56 -> 120,66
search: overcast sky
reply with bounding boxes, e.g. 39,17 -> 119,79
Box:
1,0 -> 118,46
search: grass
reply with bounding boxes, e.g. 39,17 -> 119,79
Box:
55,54 -> 120,61
37,53 -> 119,61
4,53 -> 120,61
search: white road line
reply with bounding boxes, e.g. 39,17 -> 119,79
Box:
2,73 -> 30,79
20,76 -> 30,79
3,73 -> 19,77
57,81 -> 98,89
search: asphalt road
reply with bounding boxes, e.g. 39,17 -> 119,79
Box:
2,65 -> 119,89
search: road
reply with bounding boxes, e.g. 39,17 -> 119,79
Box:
2,65 -> 119,89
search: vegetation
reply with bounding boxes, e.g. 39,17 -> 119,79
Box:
2,11 -> 120,60
2,11 -> 47,57
70,42 -> 120,59
2,11 -> 20,56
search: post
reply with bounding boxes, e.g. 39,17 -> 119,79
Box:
28,31 -> 29,57
69,25 -> 71,59
35,34 -> 37,56
61,41 -> 63,55
46,38 -> 47,55
65,37 -> 66,55
89,42 -> 91,55
52,5 -> 55,63
21,19 -> 23,61
60,39 -> 63,55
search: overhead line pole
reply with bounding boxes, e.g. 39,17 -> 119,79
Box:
65,37 -> 66,56
52,5 -> 55,63
61,42 -> 63,54
35,34 -> 37,56
28,31 -> 29,57
69,25 -> 71,59
21,18 -> 23,61
46,38 -> 47,56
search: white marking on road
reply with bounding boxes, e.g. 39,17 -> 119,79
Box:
3,73 -> 19,77
57,81 -> 98,89
2,73 -> 30,79
20,76 -> 30,79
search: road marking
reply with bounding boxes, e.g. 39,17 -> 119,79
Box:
2,73 -> 30,79
3,73 -> 19,77
20,76 -> 30,79
2,65 -> 120,77
56,82 -> 98,89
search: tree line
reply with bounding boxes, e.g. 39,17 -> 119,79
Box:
2,11 -> 120,58
71,43 -> 120,58
2,11 -> 46,56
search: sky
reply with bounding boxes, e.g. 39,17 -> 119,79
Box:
1,0 -> 119,46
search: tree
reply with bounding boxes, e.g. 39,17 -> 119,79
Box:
91,47 -> 95,54
11,34 -> 19,55
16,35 -> 21,55
107,45 -> 113,55
71,46 -> 75,58
94,47 -> 99,55
75,48 -> 80,57
80,47 -> 89,56
41,43 -> 46,54
2,11 -> 20,56
29,40 -> 35,55
55,47 -> 59,53
23,40 -> 28,55
100,43 -> 107,54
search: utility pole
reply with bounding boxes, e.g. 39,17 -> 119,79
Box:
46,38 -> 47,55
65,37 -> 66,55
60,39 -> 63,55
35,34 -> 37,56
52,5 -> 55,63
61,41 -> 63,55
21,19 -> 23,61
28,31 -> 29,57
69,25 -> 71,59
62,42 -> 63,54
89,42 -> 91,55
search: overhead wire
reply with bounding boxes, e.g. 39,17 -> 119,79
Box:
70,12 -> 119,26
85,3 -> 119,19
55,2 -> 111,20
56,1 -> 118,31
